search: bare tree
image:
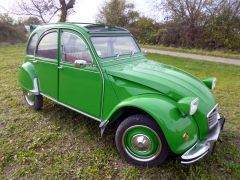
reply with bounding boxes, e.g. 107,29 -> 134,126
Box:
59,0 -> 76,22
16,0 -> 76,23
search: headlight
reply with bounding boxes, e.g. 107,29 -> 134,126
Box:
177,97 -> 199,116
203,77 -> 217,90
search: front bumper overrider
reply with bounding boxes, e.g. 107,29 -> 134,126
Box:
181,116 -> 225,164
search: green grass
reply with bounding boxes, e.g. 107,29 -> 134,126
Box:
142,44 -> 240,60
0,45 -> 240,179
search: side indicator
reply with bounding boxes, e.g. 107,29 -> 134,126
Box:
183,132 -> 189,141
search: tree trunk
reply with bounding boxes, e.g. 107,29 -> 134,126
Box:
59,0 -> 76,22
60,7 -> 68,22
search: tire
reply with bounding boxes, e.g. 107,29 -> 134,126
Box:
115,114 -> 170,167
23,90 -> 43,110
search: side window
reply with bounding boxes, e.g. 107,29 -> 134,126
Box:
27,34 -> 38,55
36,32 -> 58,60
61,32 -> 93,64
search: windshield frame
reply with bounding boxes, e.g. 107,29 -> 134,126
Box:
90,34 -> 142,60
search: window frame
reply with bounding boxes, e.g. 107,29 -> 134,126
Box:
35,29 -> 59,62
60,29 -> 95,66
26,33 -> 39,56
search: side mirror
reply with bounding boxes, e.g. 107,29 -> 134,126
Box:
74,60 -> 87,68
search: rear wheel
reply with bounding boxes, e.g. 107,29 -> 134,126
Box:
23,90 -> 43,110
115,114 -> 169,167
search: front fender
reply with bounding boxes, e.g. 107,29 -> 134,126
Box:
107,94 -> 199,154
18,62 -> 39,94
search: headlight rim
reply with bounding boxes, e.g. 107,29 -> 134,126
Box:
177,97 -> 199,116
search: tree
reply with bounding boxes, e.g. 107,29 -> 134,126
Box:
23,16 -> 42,25
59,0 -> 76,22
96,0 -> 139,27
206,0 -> 240,50
149,0 -> 231,48
129,17 -> 160,44
0,13 -> 26,43
16,0 -> 76,23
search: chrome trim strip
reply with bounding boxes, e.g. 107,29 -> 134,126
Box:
29,78 -> 40,95
41,93 -> 101,122
207,104 -> 219,129
207,104 -> 218,118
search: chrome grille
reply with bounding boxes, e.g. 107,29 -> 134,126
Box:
207,107 -> 218,128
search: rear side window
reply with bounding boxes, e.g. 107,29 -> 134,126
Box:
36,32 -> 58,60
27,34 -> 38,55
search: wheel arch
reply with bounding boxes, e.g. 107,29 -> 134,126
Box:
102,94 -> 199,154
18,61 -> 39,95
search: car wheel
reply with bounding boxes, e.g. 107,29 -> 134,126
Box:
23,90 -> 43,110
115,114 -> 169,167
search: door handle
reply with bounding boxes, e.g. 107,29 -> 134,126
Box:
58,65 -> 63,70
32,60 -> 38,64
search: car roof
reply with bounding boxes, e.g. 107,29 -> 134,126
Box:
30,22 -> 130,35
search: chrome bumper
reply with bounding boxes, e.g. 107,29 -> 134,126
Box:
181,116 -> 225,164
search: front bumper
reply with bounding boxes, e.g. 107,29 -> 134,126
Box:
181,116 -> 225,164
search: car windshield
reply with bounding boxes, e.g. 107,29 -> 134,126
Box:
91,36 -> 141,58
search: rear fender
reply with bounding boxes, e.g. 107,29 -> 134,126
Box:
18,62 -> 39,95
104,94 -> 199,154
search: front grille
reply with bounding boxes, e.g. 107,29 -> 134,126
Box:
207,107 -> 218,128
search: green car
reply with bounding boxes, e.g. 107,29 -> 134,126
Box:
18,22 -> 225,167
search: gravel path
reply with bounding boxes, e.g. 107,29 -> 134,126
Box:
144,48 -> 240,65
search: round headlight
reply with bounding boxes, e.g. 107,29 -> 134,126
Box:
177,97 -> 199,116
190,98 -> 199,115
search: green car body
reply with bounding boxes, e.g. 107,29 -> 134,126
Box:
18,22 -> 225,166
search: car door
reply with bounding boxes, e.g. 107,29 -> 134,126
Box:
34,30 -> 59,99
58,30 -> 103,118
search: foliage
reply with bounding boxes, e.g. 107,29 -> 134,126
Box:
16,0 -> 76,23
96,0 -> 139,27
206,0 -> 240,50
0,44 -> 240,178
151,0 -> 240,51
129,17 -> 160,44
23,17 -> 42,25
97,0 -> 240,51
0,14 -> 26,44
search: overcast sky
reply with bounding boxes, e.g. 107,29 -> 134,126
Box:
0,0 -> 158,23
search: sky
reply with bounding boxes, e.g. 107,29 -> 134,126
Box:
0,0 -> 158,23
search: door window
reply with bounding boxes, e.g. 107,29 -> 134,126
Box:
36,32 -> 58,60
27,33 -> 38,55
61,32 -> 93,64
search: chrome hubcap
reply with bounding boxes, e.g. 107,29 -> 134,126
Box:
122,125 -> 162,162
131,134 -> 151,152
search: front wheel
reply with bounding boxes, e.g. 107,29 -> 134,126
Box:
23,90 -> 43,110
115,114 -> 170,167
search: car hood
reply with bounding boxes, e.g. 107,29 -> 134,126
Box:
105,59 -> 217,116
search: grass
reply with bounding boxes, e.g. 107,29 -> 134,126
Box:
141,44 -> 240,60
0,44 -> 240,179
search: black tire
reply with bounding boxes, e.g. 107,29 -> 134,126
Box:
23,90 -> 43,111
115,114 -> 170,167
